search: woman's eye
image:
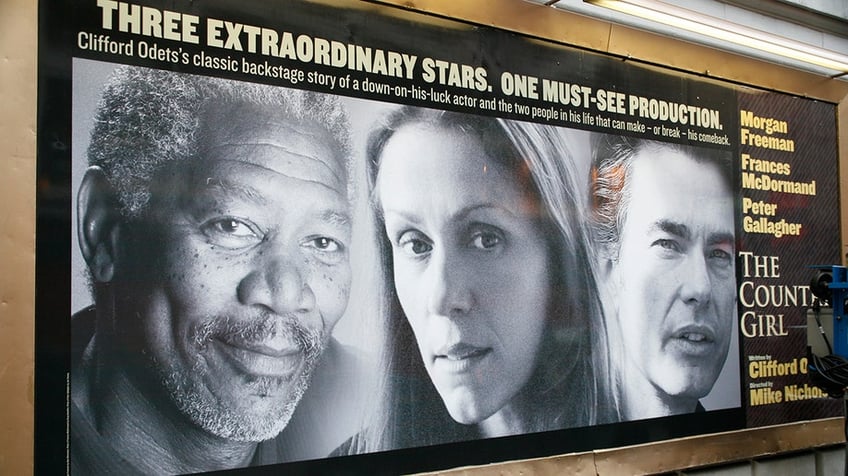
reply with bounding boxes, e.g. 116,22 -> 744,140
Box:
469,231 -> 501,250
398,231 -> 432,256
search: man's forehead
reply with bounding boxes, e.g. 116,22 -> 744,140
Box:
647,218 -> 734,245
626,150 -> 733,232
198,103 -> 348,191
631,147 -> 727,183
173,160 -> 352,226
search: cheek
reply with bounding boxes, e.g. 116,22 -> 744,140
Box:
163,243 -> 243,303
485,261 -> 548,345
498,304 -> 545,359
139,246 -> 224,334
307,258 -> 352,327
620,259 -> 662,306
713,272 -> 737,305
714,280 -> 737,332
392,263 -> 436,354
611,266 -> 654,336
392,258 -> 427,322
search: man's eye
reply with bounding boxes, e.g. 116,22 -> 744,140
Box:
302,235 -> 346,265
710,249 -> 729,259
652,238 -> 681,253
201,217 -> 262,249
398,231 -> 432,256
709,248 -> 732,261
469,231 -> 502,250
307,236 -> 342,253
211,219 -> 255,236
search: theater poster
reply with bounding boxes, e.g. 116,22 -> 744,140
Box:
36,0 -> 841,474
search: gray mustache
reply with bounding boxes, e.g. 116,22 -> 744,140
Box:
192,312 -> 323,355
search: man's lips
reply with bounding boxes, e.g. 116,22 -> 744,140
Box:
667,324 -> 718,357
672,325 -> 716,343
225,331 -> 302,356
678,332 -> 710,343
213,334 -> 303,379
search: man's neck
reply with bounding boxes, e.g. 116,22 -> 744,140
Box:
73,339 -> 258,473
619,365 -> 698,420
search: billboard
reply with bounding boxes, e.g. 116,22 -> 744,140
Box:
36,0 -> 841,473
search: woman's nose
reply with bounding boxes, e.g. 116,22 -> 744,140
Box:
426,249 -> 473,318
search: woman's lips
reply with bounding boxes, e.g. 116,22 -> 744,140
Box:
433,343 -> 492,372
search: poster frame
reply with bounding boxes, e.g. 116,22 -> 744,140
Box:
37,0 -> 848,472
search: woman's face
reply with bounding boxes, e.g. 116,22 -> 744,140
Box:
376,122 -> 551,427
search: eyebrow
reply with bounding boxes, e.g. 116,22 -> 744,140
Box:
650,219 -> 690,240
204,178 -> 349,224
320,209 -> 351,227
707,231 -> 735,247
454,203 -> 517,221
203,177 -> 268,206
649,219 -> 734,246
382,203 -> 516,225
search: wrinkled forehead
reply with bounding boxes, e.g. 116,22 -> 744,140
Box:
198,103 -> 348,194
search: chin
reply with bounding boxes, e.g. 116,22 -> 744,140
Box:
442,398 -> 491,425
658,376 -> 712,401
443,403 -> 477,425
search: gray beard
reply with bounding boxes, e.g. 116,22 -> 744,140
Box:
152,313 -> 324,442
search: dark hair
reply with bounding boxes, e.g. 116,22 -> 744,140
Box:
353,107 -> 615,452
590,135 -> 732,260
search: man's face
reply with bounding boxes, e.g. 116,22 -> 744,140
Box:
115,105 -> 351,441
608,149 -> 735,405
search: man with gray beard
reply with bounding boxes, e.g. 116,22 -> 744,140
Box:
71,64 -> 359,473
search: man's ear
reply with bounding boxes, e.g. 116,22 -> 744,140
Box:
77,166 -> 122,283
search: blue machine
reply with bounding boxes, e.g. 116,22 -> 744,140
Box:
811,265 -> 848,357
808,265 -> 848,397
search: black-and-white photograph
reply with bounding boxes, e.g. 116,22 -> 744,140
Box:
70,60 -> 744,473
70,60 -> 378,473
344,106 -> 614,453
589,136 -> 740,420
34,0 -> 841,474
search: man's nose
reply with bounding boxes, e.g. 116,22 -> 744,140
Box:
237,255 -> 315,315
426,249 -> 473,318
680,252 -> 711,306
